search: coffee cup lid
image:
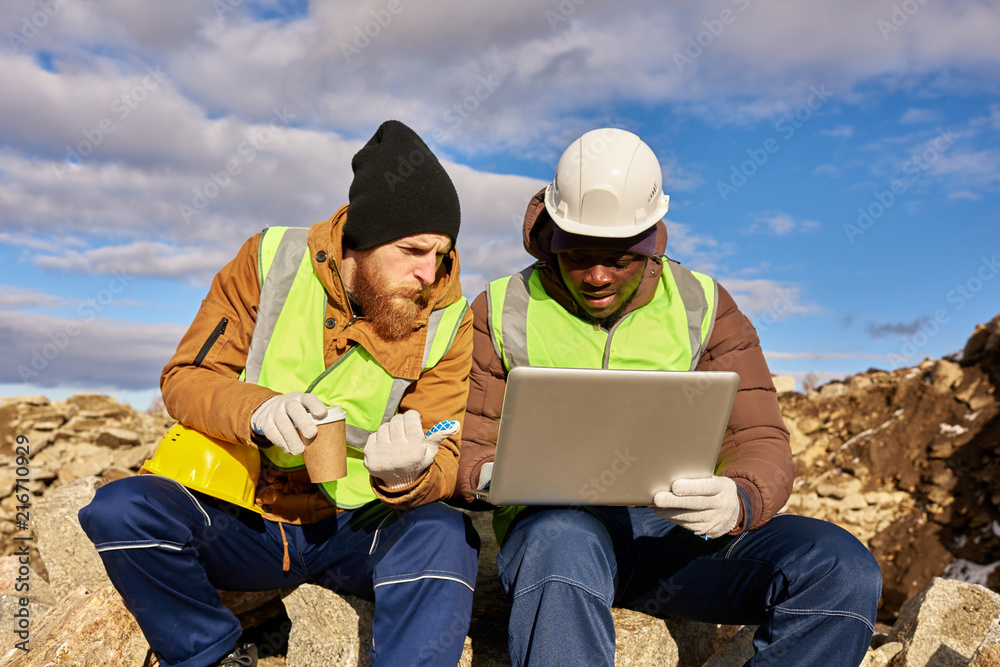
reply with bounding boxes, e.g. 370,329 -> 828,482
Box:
310,405 -> 347,425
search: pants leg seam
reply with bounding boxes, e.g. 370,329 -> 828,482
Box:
94,540 -> 186,552
513,575 -> 611,606
142,474 -> 212,526
372,573 -> 475,592
368,510 -> 396,556
775,606 -> 875,633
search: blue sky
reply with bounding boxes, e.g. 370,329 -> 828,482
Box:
2,0 -> 999,410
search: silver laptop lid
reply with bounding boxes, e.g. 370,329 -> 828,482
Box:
483,367 -> 739,506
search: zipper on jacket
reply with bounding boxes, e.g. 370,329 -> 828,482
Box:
193,317 -> 229,367
328,253 -> 359,329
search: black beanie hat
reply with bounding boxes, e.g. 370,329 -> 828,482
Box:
344,120 -> 461,251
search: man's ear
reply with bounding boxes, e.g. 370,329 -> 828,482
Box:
340,246 -> 358,293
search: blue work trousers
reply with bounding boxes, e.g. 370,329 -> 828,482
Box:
79,475 -> 479,667
498,508 -> 881,667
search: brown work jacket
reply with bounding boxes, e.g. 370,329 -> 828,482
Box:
160,205 -> 473,524
457,189 -> 793,534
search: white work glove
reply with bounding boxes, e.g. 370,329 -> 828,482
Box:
251,392 -> 328,456
363,410 -> 460,490
653,476 -> 741,539
477,462 -> 494,490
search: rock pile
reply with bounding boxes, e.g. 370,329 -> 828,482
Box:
0,314 -> 998,665
779,314 -> 1000,621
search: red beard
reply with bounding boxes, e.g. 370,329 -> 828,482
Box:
351,254 -> 430,342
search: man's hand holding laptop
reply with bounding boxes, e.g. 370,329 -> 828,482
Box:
653,476 -> 741,539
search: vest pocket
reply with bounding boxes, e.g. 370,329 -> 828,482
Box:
193,317 -> 229,367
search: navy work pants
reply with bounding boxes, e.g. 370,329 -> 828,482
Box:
79,475 -> 479,667
498,508 -> 881,666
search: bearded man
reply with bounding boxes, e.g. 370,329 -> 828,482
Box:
80,120 -> 478,667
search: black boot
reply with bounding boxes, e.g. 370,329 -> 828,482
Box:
217,643 -> 257,666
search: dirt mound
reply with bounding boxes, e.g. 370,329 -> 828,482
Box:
779,314 -> 1000,621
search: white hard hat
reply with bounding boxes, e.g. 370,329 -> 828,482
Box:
544,128 -> 670,238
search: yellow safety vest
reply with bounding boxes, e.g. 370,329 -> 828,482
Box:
485,260 -> 716,540
245,226 -> 468,508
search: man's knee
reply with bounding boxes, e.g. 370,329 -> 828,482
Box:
391,504 -> 480,568
385,504 -> 480,571
372,504 -> 479,592
832,532 -> 882,605
407,503 -> 477,544
792,518 -> 882,608
79,476 -> 200,545
80,476 -> 140,539
499,510 -> 615,585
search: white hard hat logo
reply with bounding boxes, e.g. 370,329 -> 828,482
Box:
545,128 -> 670,239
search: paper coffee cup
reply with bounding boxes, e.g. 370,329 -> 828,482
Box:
302,406 -> 348,483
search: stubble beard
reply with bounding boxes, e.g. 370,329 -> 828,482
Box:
577,285 -> 640,329
352,255 -> 429,342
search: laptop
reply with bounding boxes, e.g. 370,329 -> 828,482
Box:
474,366 -> 740,506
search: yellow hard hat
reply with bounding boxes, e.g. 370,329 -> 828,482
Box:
141,423 -> 263,514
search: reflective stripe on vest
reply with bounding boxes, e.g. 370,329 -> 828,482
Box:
485,259 -> 717,541
244,226 -> 468,509
487,260 -> 717,372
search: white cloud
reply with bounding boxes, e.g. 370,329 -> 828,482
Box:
662,220 -> 722,269
757,213 -> 796,235
765,351 -> 885,361
749,212 -> 821,235
32,242 -> 237,283
928,149 -> 1000,185
820,125 -> 853,138
0,145 -> 549,287
0,309 -> 186,389
6,0 -> 1000,164
856,123 -> 1000,196
0,286 -> 63,310
0,231 -> 88,251
717,278 -> 818,320
948,189 -> 980,201
3,0 -> 1000,397
900,108 -> 943,124
2,0 -> 210,52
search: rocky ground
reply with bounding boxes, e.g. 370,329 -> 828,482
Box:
779,314 -> 1000,622
1,314 -> 998,665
